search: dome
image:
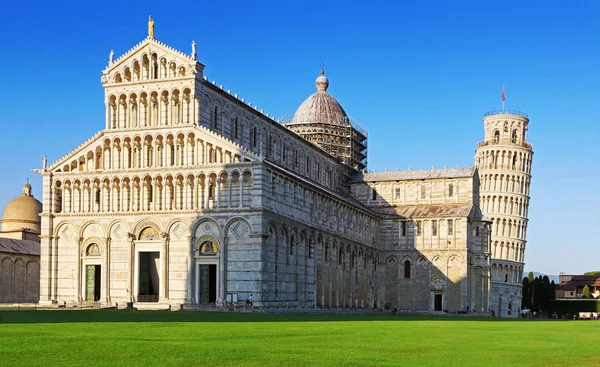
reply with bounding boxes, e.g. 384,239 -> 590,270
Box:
291,71 -> 349,126
1,182 -> 42,233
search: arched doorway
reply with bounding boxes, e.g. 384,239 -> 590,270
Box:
134,224 -> 164,303
82,242 -> 102,302
195,238 -> 220,304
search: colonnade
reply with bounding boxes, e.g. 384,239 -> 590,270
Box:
53,170 -> 253,214
491,240 -> 525,262
480,173 -> 531,195
481,195 -> 529,217
476,148 -> 532,174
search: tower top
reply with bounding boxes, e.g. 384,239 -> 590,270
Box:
483,110 -> 528,118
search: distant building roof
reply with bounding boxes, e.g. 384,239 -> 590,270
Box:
351,167 -> 476,183
0,237 -> 40,256
557,275 -> 600,290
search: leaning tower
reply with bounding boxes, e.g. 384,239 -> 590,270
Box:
475,110 -> 533,318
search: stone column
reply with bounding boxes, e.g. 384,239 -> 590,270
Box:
77,237 -> 83,302
220,236 -> 228,302
187,236 -> 196,303
105,237 -> 111,305
129,235 -> 135,302
161,233 -> 170,301
239,177 -> 243,208
52,235 -> 59,302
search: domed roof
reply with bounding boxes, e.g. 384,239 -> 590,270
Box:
291,71 -> 349,126
1,182 -> 42,229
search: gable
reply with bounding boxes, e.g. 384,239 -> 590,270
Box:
101,38 -> 204,86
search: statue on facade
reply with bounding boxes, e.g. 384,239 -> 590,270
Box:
109,50 -> 114,64
148,16 -> 155,39
42,154 -> 47,170
191,40 -> 197,60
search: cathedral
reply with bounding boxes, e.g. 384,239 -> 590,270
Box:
35,19 -> 533,316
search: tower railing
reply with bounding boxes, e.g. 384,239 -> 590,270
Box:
484,110 -> 528,118
477,139 -> 533,149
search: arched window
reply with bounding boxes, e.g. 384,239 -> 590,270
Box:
416,221 -> 422,236
448,184 -> 454,197
421,185 -> 426,199
213,106 -> 219,130
511,130 -> 518,143
208,184 -> 215,200
404,260 -> 411,279
371,187 -> 377,200
432,220 -> 438,236
493,130 -> 500,143
447,219 -> 453,235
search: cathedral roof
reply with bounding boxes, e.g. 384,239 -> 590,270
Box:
1,182 -> 42,226
372,203 -> 485,220
291,71 -> 350,126
0,237 -> 40,256
351,167 -> 476,183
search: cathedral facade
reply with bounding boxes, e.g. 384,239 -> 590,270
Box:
37,22 -> 531,315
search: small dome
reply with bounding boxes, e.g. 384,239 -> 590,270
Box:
1,182 -> 42,233
291,71 -> 349,126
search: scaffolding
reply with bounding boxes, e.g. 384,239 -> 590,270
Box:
286,116 -> 368,171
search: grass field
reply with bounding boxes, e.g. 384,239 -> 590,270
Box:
0,310 -> 598,367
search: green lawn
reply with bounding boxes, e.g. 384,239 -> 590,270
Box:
0,310 -> 597,367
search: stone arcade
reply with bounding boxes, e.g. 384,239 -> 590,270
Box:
36,21 -> 532,316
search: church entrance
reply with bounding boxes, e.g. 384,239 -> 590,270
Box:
434,294 -> 443,311
138,252 -> 160,302
198,264 -> 217,304
85,265 -> 101,302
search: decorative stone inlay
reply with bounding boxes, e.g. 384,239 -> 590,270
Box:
231,221 -> 250,239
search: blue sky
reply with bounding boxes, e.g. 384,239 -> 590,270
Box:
0,1 -> 598,275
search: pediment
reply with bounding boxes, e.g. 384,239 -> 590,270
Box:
101,38 -> 204,85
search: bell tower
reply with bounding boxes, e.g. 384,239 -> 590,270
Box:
475,110 -> 533,318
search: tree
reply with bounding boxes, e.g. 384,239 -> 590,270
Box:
541,276 -> 551,311
533,276 -> 543,310
522,277 -> 531,309
583,271 -> 600,276
582,285 -> 591,299
528,272 -> 535,283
